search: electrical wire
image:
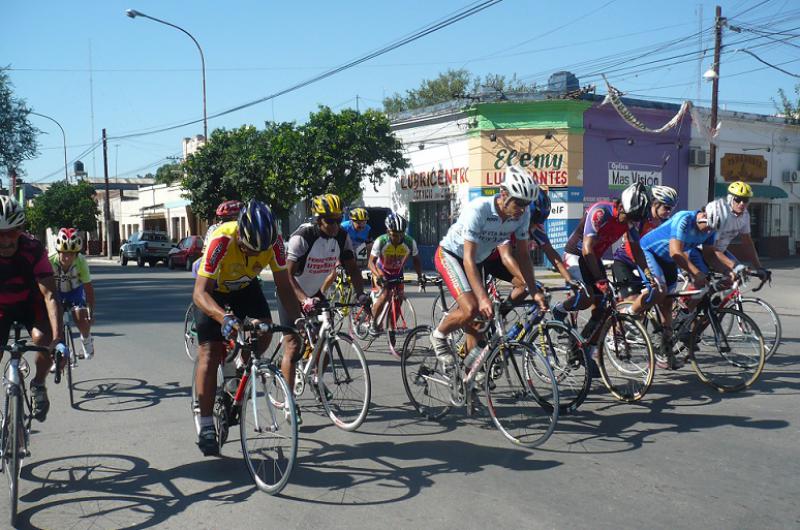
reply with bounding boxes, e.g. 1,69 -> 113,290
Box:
738,49 -> 800,77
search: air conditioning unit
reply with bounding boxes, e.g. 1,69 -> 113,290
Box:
689,148 -> 709,166
783,170 -> 793,183
793,170 -> 800,183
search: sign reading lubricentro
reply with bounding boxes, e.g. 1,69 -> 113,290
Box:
720,153 -> 767,182
399,167 -> 468,201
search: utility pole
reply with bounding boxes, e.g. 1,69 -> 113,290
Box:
8,168 -> 17,199
102,129 -> 113,259
707,5 -> 723,202
356,94 -> 360,112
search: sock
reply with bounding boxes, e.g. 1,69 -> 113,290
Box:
432,328 -> 446,339
199,416 -> 214,428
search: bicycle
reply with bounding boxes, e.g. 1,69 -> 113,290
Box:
324,265 -> 355,333
60,302 -> 84,408
350,274 -> 417,358
401,288 -> 559,448
1,322 -> 52,525
273,300 -> 371,431
190,318 -> 298,494
183,302 -> 198,362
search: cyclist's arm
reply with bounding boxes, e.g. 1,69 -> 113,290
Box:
498,242 -> 524,283
581,236 -> 604,280
273,269 -> 302,322
343,257 -> 365,295
542,242 -> 572,283
670,239 -> 702,279
367,253 -> 381,280
37,275 -> 64,344
736,232 -> 762,268
512,237 -> 541,299
703,246 -> 734,273
84,281 -> 96,319
463,240 -> 489,302
193,275 -> 228,325
285,259 -> 312,302
412,255 -> 423,279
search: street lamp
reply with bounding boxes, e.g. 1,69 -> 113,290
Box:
30,112 -> 68,182
125,8 -> 208,140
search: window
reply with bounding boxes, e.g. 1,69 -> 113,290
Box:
410,200 -> 451,246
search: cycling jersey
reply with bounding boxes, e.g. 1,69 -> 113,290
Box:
613,215 -> 661,266
341,220 -> 370,246
713,209 -> 750,251
639,210 -> 716,260
371,234 -> 418,277
485,223 -> 550,263
440,196 -> 530,263
564,201 -> 640,257
49,253 -> 91,293
0,234 -> 53,308
197,221 -> 287,294
287,223 -> 354,296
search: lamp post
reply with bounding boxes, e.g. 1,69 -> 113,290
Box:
706,5 -> 723,202
30,112 -> 69,182
126,9 -> 208,140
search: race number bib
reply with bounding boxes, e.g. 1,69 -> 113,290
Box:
356,243 -> 369,260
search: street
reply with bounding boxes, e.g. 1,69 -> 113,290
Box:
3,259 -> 799,529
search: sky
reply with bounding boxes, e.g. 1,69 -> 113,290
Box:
3,0 -> 799,185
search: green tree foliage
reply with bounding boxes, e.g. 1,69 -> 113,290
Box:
154,162 -> 182,185
383,69 -> 537,114
774,84 -> 800,125
0,68 -> 39,174
26,180 -> 99,234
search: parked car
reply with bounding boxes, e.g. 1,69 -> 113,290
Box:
167,235 -> 204,271
119,231 -> 172,267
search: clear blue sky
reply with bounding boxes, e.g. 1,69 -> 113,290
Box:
4,0 -> 798,185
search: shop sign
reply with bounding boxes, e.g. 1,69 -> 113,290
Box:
399,167 -> 467,202
608,162 -> 662,189
720,153 -> 767,182
485,169 -> 568,188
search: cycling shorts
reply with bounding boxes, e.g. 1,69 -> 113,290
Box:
434,246 -> 475,299
611,259 -> 644,298
59,285 -> 87,309
687,248 -> 737,275
194,280 -> 271,343
639,250 -> 678,293
481,258 -> 514,283
563,253 -> 607,285
1,294 -> 48,348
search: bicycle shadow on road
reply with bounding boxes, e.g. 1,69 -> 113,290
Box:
18,452 -> 259,529
69,377 -> 190,413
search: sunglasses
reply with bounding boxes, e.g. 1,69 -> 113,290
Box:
322,217 -> 343,225
658,204 -> 673,212
732,196 -> 750,204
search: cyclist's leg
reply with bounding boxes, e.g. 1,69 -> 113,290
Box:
65,285 -> 93,356
275,295 -> 301,391
483,259 -> 524,302
552,253 -> 594,319
26,293 -> 54,385
630,250 -> 666,314
577,255 -> 605,337
611,259 -> 643,303
370,277 -> 389,332
433,247 -> 479,349
194,301 -> 228,419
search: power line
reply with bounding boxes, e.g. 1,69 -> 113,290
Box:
739,48 -> 800,77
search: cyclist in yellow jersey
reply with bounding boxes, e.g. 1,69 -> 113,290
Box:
193,200 -> 302,456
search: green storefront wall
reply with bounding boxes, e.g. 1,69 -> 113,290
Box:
466,99 -> 592,134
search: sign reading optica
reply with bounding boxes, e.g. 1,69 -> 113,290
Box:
608,162 -> 662,189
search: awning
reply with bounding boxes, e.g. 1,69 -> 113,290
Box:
715,183 -> 788,199
165,199 -> 191,209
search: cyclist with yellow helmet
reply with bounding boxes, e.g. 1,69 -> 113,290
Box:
320,206 -> 371,294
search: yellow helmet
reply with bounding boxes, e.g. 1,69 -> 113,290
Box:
349,208 -> 369,221
311,194 -> 343,217
727,181 -> 753,198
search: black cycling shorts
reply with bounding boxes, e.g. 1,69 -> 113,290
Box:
611,260 -> 644,298
0,295 -> 48,347
194,280 -> 271,343
482,258 -> 514,283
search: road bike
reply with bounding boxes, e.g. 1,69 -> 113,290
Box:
350,275 -> 417,358
191,319 -> 298,494
183,302 -> 198,362
324,265 -> 355,333
59,302 -> 86,408
1,322 -> 51,525
401,292 -> 559,448
273,300 -> 371,431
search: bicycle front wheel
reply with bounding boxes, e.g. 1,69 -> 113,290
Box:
485,342 -> 559,448
596,313 -> 655,402
690,308 -> 765,392
400,326 -> 454,420
733,298 -> 781,361
4,391 -> 22,526
184,303 -> 198,362
65,324 -> 76,408
387,296 -> 417,358
240,364 -> 298,495
319,333 -> 371,431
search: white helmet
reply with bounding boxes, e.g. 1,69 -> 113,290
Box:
0,195 -> 25,230
650,185 -> 678,208
620,182 -> 650,220
502,166 -> 539,202
704,198 -> 731,231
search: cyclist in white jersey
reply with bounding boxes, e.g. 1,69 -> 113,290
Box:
432,166 -> 547,362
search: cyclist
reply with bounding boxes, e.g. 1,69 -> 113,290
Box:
0,196 -> 64,422
321,207 -> 371,294
193,199 -> 301,456
687,181 -> 767,276
612,185 -> 679,301
431,166 -> 548,365
366,212 -> 423,336
49,228 -> 96,359
192,200 -> 245,278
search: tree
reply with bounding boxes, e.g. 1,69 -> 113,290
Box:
154,162 -> 182,185
774,84 -> 800,124
0,68 -> 39,174
298,106 -> 408,204
26,180 -> 100,234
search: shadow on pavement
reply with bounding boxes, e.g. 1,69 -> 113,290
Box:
70,378 -> 190,413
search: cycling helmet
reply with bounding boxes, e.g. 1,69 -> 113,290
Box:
620,182 -> 650,220
55,228 -> 83,253
704,198 -> 731,231
727,181 -> 753,198
384,212 -> 408,233
0,195 -> 25,230
530,189 -> 552,224
237,199 -> 279,251
502,166 -> 539,202
349,208 -> 369,222
215,200 -> 244,221
311,194 -> 343,217
650,185 -> 678,208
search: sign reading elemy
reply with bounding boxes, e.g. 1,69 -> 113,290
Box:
608,162 -> 662,189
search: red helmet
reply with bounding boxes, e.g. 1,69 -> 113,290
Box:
215,200 -> 244,221
56,228 -> 83,253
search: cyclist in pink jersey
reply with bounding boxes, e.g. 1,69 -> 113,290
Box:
0,196 -> 65,423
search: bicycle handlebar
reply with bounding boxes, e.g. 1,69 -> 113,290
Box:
2,342 -> 50,355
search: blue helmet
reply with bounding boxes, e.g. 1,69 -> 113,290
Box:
385,212 -> 408,233
529,190 -> 552,224
237,199 -> 279,251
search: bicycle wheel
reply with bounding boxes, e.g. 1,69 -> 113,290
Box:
525,320 -> 590,414
349,303 -> 372,342
400,326 -> 455,420
732,298 -> 781,361
596,313 -> 655,402
4,392 -> 22,526
240,364 -> 298,495
65,324 -> 76,408
387,296 -> 417,358
431,292 -> 464,348
689,308 -> 765,392
485,341 -> 559,448
184,303 -> 198,362
330,284 -> 352,333
318,333 -> 371,431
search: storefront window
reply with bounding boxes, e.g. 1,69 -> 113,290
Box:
410,200 -> 451,246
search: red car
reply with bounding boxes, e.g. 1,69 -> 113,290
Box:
167,236 -> 204,271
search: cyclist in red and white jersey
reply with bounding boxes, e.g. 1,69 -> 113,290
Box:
0,196 -> 65,422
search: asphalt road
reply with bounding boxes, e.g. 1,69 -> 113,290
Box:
2,259 -> 799,529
